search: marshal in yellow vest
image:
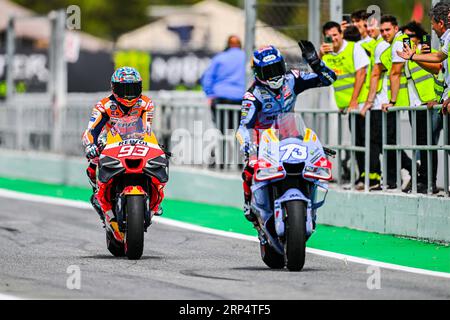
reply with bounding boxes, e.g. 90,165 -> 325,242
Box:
379,33 -> 435,106
322,41 -> 369,109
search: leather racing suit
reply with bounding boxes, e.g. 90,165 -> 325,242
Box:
82,94 -> 162,216
239,64 -> 336,212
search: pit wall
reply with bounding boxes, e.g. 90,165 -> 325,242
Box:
0,149 -> 448,243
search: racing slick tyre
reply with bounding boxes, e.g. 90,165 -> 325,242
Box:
125,195 -> 145,260
260,243 -> 285,269
106,230 -> 125,257
285,200 -> 307,271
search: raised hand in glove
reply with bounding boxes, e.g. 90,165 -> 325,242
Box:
85,143 -> 99,160
298,40 -> 322,73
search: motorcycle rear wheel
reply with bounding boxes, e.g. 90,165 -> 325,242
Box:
285,200 -> 307,271
125,195 -> 145,260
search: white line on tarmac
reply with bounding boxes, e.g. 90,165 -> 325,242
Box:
1,188 -> 450,281
0,293 -> 23,300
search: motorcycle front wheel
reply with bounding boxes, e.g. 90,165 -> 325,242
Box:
285,200 -> 307,271
125,195 -> 145,260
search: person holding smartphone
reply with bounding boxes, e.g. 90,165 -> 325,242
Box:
401,21 -> 441,194
320,21 -> 370,188
396,3 -> 450,191
358,16 -> 389,190
397,2 -> 450,108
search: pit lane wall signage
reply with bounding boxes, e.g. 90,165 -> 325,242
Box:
0,49 -> 213,95
0,48 -> 114,96
114,50 -> 212,91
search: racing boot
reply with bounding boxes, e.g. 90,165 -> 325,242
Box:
244,201 -> 257,224
104,210 -> 124,242
153,205 -> 164,216
242,168 -> 257,224
90,194 -> 105,223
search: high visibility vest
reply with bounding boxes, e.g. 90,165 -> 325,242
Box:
405,52 -> 436,104
369,37 -> 387,94
322,41 -> 369,109
435,70 -> 446,101
361,38 -> 380,93
379,33 -> 409,106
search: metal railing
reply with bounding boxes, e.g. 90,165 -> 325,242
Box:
210,105 -> 450,197
382,106 -> 450,196
297,109 -> 371,192
1,91 -> 449,197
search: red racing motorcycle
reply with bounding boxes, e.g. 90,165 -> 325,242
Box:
96,116 -> 169,260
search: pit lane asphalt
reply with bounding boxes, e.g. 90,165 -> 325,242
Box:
0,196 -> 449,300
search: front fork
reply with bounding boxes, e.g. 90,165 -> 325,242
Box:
116,186 -> 152,233
252,181 -> 318,245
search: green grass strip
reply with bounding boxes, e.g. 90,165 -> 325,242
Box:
0,176 -> 448,273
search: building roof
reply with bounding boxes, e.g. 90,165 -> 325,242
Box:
0,0 -> 113,52
116,0 -> 299,58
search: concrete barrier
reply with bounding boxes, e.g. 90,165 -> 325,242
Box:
0,149 -> 449,243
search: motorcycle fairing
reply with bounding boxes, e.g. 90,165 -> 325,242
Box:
273,188 -> 311,238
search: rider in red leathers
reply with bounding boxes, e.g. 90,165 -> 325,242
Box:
82,67 -> 164,229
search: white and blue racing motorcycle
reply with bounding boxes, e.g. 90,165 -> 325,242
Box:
238,113 -> 335,271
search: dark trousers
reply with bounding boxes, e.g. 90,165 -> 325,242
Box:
408,110 -> 438,185
368,111 -> 410,186
368,111 -> 383,183
211,98 -> 242,134
386,112 -> 412,186
348,114 -> 366,181
210,98 -> 242,168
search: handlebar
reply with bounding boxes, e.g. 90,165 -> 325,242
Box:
323,147 -> 336,158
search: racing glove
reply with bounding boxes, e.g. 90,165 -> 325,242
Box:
299,40 -> 336,85
298,40 -> 322,74
242,142 -> 258,160
85,143 -> 99,160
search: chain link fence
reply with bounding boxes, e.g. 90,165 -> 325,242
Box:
253,0 -> 332,69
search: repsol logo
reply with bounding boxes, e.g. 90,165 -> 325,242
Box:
119,140 -> 148,146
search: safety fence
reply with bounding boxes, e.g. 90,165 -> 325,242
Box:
0,91 -> 210,156
203,105 -> 450,196
382,106 -> 449,196
1,92 -> 449,196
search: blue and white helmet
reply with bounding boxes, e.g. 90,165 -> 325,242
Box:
252,45 -> 286,90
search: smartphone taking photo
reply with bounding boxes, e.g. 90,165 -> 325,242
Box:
342,14 -> 351,25
421,35 -> 431,53
403,37 -> 412,49
323,35 -> 333,54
